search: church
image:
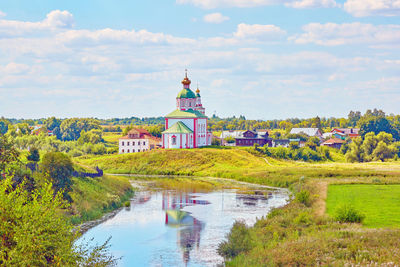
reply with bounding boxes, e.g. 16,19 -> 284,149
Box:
162,72 -> 212,149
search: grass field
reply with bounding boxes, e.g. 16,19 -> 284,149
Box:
326,184 -> 400,228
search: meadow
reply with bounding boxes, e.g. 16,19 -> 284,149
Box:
326,184 -> 400,228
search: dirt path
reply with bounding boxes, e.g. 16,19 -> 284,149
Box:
314,181 -> 328,217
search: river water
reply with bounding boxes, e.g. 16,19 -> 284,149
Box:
78,184 -> 289,267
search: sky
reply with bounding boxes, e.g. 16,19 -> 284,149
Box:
0,0 -> 399,120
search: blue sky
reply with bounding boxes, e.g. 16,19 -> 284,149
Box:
0,0 -> 399,119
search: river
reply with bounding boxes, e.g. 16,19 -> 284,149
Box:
78,179 -> 289,266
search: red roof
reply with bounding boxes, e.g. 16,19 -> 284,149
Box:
322,138 -> 346,145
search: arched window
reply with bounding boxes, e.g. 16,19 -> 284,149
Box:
172,135 -> 177,145
122,149 -> 124,153
122,141 -> 124,146
127,149 -> 130,153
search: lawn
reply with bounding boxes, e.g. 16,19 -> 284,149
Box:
326,184 -> 400,228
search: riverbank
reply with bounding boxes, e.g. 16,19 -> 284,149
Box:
69,174 -> 134,224
76,148 -> 400,265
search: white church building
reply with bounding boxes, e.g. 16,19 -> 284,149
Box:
162,72 -> 212,149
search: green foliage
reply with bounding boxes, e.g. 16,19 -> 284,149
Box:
41,152 -> 74,200
0,177 -> 118,266
358,115 -> 398,139
334,204 -> 365,223
305,136 -> 320,150
224,136 -> 235,144
211,138 -> 221,146
295,190 -> 311,206
60,118 -> 101,141
218,221 -> 252,259
27,146 -> 40,162
346,132 -> 398,162
78,129 -> 103,145
0,134 -> 20,174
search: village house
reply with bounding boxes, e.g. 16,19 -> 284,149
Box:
235,130 -> 272,147
162,71 -> 212,149
220,130 -> 243,146
119,128 -> 161,154
290,128 -> 323,139
321,138 -> 346,149
331,128 -> 360,139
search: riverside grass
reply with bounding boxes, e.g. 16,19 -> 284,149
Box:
69,174 -> 133,224
76,148 -> 400,265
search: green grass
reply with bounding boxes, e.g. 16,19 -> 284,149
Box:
69,174 -> 133,224
76,148 -> 400,188
326,184 -> 400,228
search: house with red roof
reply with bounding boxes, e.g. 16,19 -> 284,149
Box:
119,128 -> 161,154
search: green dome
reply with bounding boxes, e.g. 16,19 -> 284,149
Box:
177,88 -> 196,99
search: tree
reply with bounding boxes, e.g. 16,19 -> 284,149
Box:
0,134 -> 20,174
59,118 -> 101,141
345,137 -> 364,163
0,177 -> 117,266
305,137 -> 320,151
348,111 -> 361,127
27,147 -> 40,162
44,117 -> 61,131
358,115 -> 398,140
41,152 -> 74,200
372,141 -> 398,162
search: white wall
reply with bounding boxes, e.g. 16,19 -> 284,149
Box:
119,138 -> 150,154
163,133 -> 193,149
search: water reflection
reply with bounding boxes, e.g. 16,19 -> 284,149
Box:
78,186 -> 288,267
163,191 -> 209,265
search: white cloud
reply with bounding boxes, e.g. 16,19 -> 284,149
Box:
290,22 -> 400,46
203,13 -> 229,24
234,23 -> 286,40
344,0 -> 400,17
58,28 -> 195,47
0,10 -> 74,38
286,0 -> 338,8
177,0 -> 338,9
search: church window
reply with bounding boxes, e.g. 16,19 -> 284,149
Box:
138,149 -> 140,152
122,141 -> 124,146
127,142 -> 130,146
133,149 -> 135,152
133,141 -> 135,146
138,141 -> 141,145
127,149 -> 130,153
122,149 -> 124,153
172,136 -> 177,145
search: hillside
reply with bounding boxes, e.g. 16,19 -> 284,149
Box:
77,148 -> 400,188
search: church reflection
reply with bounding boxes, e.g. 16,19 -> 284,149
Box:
162,191 -> 209,265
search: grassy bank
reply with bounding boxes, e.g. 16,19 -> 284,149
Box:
69,174 -> 133,224
77,148 -> 400,188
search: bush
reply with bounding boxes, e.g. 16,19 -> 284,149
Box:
295,190 -> 311,207
218,221 -> 252,259
334,204 -> 365,223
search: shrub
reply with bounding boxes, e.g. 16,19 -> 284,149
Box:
218,221 -> 252,259
334,204 -> 365,223
295,190 -> 311,207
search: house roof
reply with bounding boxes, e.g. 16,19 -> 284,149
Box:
331,128 -> 360,135
290,128 -> 321,136
165,109 -> 207,118
162,121 -> 193,134
322,138 -> 346,145
220,130 -> 244,138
